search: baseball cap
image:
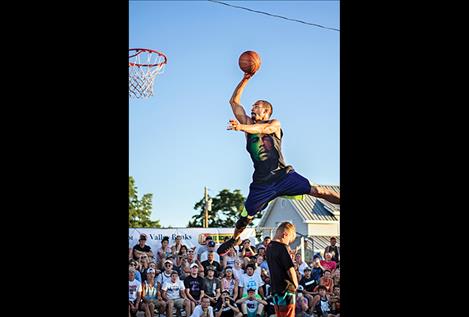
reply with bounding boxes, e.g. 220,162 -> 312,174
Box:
206,265 -> 216,272
208,241 -> 216,247
304,267 -> 312,272
297,285 -> 304,292
247,288 -> 256,293
147,268 -> 155,274
221,290 -> 230,294
164,259 -> 173,265
139,234 -> 147,240
225,266 -> 233,272
190,263 -> 199,268
205,236 -> 213,241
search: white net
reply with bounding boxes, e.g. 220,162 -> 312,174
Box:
129,49 -> 167,98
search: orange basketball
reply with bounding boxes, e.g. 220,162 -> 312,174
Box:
238,51 -> 261,74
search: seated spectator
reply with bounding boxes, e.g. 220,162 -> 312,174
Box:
236,288 -> 267,317
201,251 -> 222,278
222,247 -> 238,271
295,286 -> 310,317
329,285 -> 340,315
256,236 -> 271,250
256,245 -> 266,258
253,256 -> 264,277
139,268 -> 166,317
185,263 -> 206,315
201,240 -> 221,262
332,267 -> 340,287
157,259 -> 174,292
260,274 -> 272,299
191,296 -> 215,317
239,264 -> 264,298
215,290 -> 242,317
314,270 -> 334,295
240,240 -> 257,266
162,270 -> 191,317
203,266 -> 222,307
157,236 -> 172,263
311,285 -> 337,317
232,259 -> 244,282
221,266 -> 239,301
295,253 -> 311,277
171,235 -> 186,256
319,253 -> 336,273
311,258 -> 324,283
176,245 -> 189,267
138,253 -> 150,282
182,249 -> 201,275
299,267 -> 318,312
129,259 -> 142,283
198,236 -> 214,260
133,233 -> 154,261
129,268 -> 142,317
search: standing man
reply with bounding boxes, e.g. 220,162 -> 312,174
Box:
265,222 -> 298,317
217,73 -> 340,256
324,237 -> 340,263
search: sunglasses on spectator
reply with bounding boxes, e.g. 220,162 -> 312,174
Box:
165,263 -> 173,267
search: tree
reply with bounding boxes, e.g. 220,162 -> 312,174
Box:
187,189 -> 262,227
129,176 -> 161,228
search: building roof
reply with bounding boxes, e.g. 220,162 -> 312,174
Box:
258,185 -> 340,226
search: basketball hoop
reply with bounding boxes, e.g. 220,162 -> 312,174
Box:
129,48 -> 167,98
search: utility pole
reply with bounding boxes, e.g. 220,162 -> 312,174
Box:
204,187 -> 212,228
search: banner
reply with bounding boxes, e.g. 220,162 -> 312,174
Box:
129,227 -> 257,253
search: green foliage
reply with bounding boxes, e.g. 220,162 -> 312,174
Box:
188,189 -> 260,227
129,176 -> 161,228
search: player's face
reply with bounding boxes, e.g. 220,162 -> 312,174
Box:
251,102 -> 269,121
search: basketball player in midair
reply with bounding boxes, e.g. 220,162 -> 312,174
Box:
217,73 -> 340,256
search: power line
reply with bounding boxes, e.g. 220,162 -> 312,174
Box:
208,0 -> 340,32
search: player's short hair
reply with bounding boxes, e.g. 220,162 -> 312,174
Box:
275,222 -> 296,236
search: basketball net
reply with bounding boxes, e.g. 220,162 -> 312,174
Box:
129,48 -> 167,98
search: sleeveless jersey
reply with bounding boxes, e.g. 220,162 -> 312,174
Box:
245,128 -> 291,183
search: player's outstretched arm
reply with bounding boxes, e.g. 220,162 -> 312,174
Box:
229,73 -> 254,125
227,119 -> 280,135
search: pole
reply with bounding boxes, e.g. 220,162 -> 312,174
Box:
204,187 -> 208,228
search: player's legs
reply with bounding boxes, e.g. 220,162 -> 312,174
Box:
217,182 -> 277,256
309,185 -> 340,204
275,171 -> 339,205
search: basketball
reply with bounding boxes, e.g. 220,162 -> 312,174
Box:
238,51 -> 261,74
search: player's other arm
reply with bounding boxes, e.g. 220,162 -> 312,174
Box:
229,73 -> 253,125
228,119 -> 281,135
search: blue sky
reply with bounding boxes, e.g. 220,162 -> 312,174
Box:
129,1 -> 340,227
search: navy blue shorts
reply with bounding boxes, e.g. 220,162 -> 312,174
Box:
244,171 -> 311,217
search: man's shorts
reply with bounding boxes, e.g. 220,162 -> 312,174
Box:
171,298 -> 185,309
244,171 -> 311,217
273,292 -> 296,317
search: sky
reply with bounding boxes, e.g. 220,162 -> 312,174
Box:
129,1 -> 340,228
